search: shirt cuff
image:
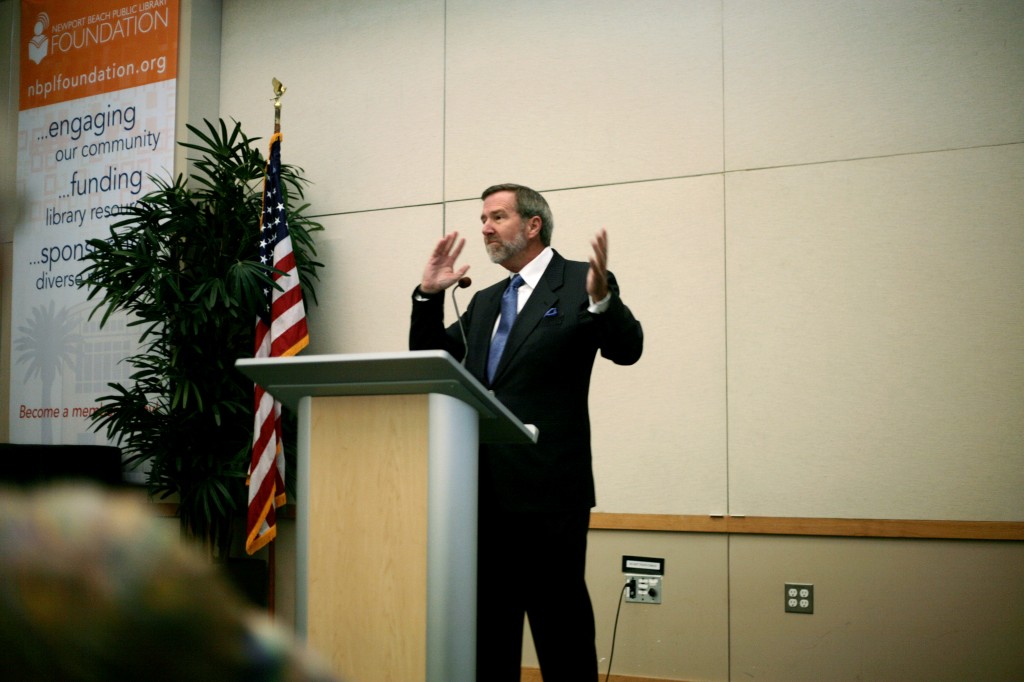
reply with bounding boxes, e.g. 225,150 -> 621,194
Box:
413,286 -> 441,302
588,292 -> 611,314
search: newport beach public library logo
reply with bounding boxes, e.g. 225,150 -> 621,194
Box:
28,12 -> 50,64
22,2 -> 175,105
26,2 -> 173,69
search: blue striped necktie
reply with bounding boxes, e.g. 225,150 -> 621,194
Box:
487,274 -> 524,382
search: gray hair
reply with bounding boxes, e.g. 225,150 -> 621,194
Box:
481,183 -> 554,246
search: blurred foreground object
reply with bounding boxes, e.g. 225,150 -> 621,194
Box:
0,484 -> 338,682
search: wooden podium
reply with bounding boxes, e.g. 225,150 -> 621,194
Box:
236,351 -> 537,682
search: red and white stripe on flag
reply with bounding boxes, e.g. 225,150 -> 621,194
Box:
246,132 -> 308,555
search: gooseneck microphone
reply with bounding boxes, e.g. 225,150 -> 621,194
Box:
450,279 -> 471,365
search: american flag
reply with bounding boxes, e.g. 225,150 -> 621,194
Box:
246,131 -> 308,555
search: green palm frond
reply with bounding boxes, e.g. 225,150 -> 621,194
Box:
78,118 -> 323,555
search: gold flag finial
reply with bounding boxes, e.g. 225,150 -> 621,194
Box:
272,78 -> 286,132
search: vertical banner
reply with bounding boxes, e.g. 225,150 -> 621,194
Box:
12,0 -> 179,449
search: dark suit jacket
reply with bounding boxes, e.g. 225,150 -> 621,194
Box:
410,250 -> 643,513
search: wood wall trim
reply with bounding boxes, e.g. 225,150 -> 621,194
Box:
152,505 -> 1024,541
589,512 -> 1024,541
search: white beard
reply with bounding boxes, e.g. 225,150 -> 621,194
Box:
486,226 -> 528,264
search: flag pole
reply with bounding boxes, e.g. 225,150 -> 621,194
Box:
273,77 -> 286,134
266,77 -> 285,617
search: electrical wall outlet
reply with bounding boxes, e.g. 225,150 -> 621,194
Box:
623,555 -> 664,605
785,583 -> 814,614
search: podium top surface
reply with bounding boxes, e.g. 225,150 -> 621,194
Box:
235,350 -> 537,444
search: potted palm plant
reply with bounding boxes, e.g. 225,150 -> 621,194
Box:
79,119 -> 323,557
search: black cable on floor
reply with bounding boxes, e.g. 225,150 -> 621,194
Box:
605,581 -> 630,682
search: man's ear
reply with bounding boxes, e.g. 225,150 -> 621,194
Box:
526,215 -> 543,239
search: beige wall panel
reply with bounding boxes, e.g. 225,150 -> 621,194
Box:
174,0 -> 222,178
727,146 -> 1024,521
220,0 -> 444,214
445,179 -> 728,515
444,0 -> 723,200
724,0 -> 1024,170
305,204 -> 443,355
730,535 -> 1024,681
581,530 -> 730,681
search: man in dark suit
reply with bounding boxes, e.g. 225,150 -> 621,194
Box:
409,183 -> 643,681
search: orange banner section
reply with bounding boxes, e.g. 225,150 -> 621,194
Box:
20,0 -> 179,111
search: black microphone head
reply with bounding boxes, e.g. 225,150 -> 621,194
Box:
457,277 -> 472,288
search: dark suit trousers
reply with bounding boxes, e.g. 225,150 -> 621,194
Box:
476,501 -> 598,682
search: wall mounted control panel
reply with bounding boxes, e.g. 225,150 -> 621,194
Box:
622,555 -> 665,604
